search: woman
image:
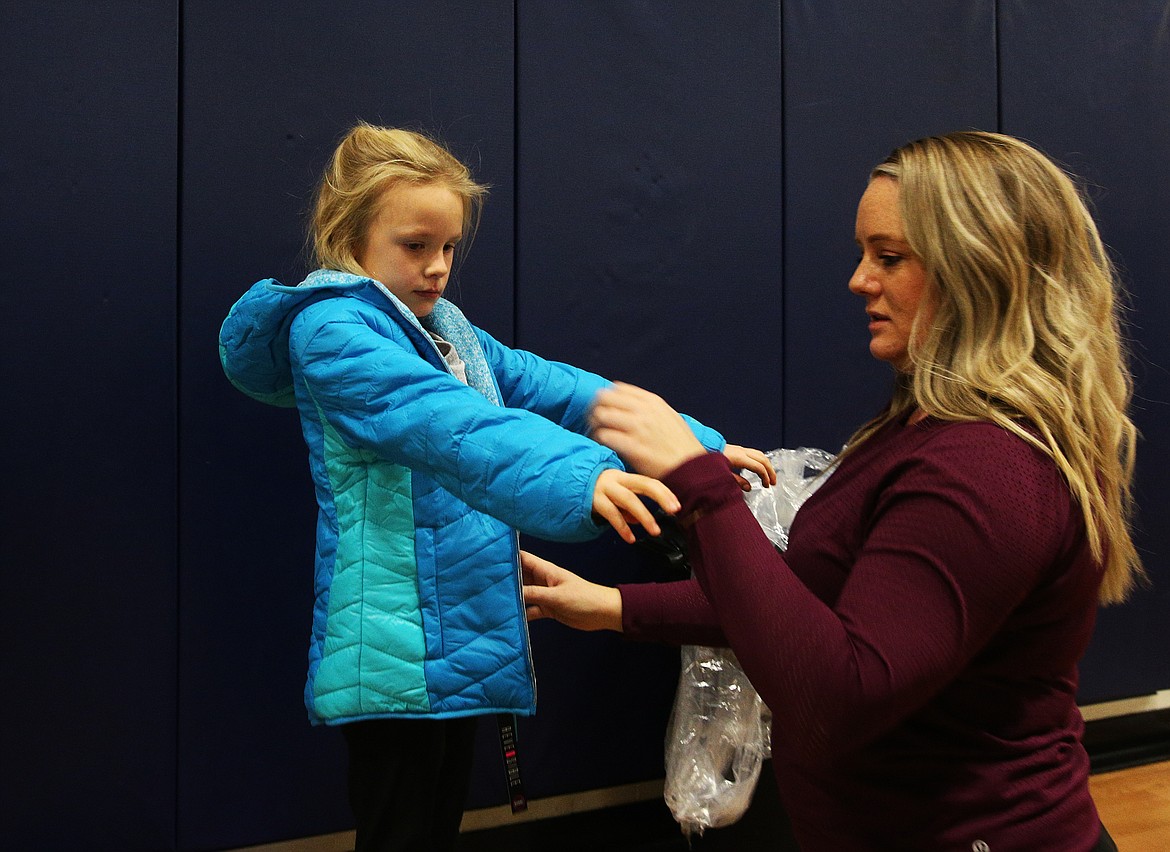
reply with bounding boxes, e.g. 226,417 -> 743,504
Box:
523,131 -> 1139,851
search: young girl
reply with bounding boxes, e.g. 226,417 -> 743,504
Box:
219,122 -> 773,851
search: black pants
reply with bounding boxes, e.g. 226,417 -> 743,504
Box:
342,716 -> 479,852
1092,822 -> 1118,852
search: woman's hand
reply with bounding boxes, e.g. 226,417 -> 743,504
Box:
592,468 -> 680,544
521,550 -> 623,632
723,444 -> 777,492
590,382 -> 707,479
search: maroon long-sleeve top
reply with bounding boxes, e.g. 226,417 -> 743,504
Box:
621,417 -> 1104,851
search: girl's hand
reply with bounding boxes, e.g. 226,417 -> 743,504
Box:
521,550 -> 623,632
590,383 -> 707,479
723,444 -> 777,492
592,468 -> 680,544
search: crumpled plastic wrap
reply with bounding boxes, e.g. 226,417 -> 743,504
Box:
663,447 -> 835,838
663,644 -> 770,839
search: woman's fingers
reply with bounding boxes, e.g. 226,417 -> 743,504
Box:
518,550 -> 623,631
521,549 -> 561,584
590,383 -> 706,478
590,383 -> 672,433
521,551 -> 560,620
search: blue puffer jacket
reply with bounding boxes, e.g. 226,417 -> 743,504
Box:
220,270 -> 724,724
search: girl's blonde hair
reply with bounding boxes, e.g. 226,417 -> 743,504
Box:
848,131 -> 1141,604
311,122 -> 488,275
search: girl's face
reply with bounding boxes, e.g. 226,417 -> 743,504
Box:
356,182 -> 465,318
848,176 -> 931,370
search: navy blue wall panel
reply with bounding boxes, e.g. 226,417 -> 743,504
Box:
509,2 -> 784,802
0,3 -> 179,850
178,1 -> 515,846
781,1 -> 998,451
999,0 -> 1170,703
516,3 -> 784,449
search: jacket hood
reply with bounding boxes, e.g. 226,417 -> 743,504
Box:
219,270 -> 376,406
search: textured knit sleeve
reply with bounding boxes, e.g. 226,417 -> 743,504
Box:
658,429 -> 1078,767
619,577 -> 729,647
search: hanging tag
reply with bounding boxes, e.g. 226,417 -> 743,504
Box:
496,713 -> 528,813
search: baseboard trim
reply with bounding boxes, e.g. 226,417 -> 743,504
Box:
1080,689 -> 1170,722
224,780 -> 666,851
459,778 -> 664,832
228,830 -> 355,852
228,696 -> 1170,851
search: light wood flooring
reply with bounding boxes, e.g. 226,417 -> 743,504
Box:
1090,760 -> 1170,850
235,759 -> 1170,852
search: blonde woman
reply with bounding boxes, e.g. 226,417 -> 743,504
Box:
220,122 -> 772,851
523,132 -> 1137,851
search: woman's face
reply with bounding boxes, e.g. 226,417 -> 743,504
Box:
849,176 -> 931,370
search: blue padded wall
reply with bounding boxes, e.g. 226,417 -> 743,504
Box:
516,2 -> 785,450
0,2 -> 179,850
177,1 -> 515,846
998,0 -> 1170,703
781,0 -> 998,450
509,0 -> 784,801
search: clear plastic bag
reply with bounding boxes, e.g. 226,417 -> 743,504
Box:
663,447 -> 835,837
740,446 -> 837,552
663,644 -> 769,838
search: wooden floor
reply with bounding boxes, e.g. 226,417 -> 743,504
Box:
1089,760 -> 1170,850
237,759 -> 1170,852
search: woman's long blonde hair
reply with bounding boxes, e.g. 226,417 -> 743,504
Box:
847,131 -> 1141,604
311,122 -> 487,276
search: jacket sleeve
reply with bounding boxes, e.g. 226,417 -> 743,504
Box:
291,305 -> 618,542
474,328 -> 727,451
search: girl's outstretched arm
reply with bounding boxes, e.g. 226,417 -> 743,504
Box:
591,469 -> 679,543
